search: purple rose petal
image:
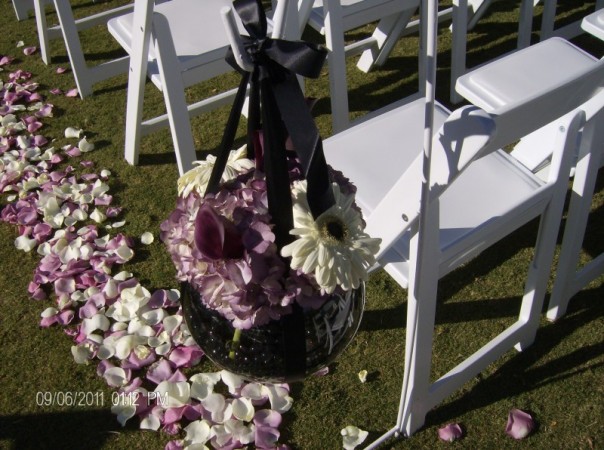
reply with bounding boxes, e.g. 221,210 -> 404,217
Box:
506,408 -> 535,439
438,423 -> 463,442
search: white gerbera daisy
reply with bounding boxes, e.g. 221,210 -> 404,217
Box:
281,181 -> 381,293
177,145 -> 255,197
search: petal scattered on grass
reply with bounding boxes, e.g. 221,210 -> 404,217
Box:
141,232 -> 154,245
78,136 -> 94,152
65,126 -> 83,138
23,46 -> 37,56
438,423 -> 463,442
506,409 -> 535,439
341,425 -> 368,450
65,88 -> 79,97
358,370 -> 368,383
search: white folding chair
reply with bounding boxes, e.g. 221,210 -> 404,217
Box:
294,0 -> 421,133
322,33 -> 604,442
455,34 -> 604,323
544,5 -> 604,320
32,0 -> 132,97
107,0 -> 296,175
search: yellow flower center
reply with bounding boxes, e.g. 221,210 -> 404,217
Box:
317,214 -> 348,243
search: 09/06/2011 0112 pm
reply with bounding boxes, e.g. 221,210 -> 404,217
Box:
35,390 -> 169,408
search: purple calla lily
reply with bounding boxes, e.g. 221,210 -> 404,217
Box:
194,204 -> 244,260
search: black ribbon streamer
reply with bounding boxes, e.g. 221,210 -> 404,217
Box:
205,0 -> 334,249
204,0 -> 335,378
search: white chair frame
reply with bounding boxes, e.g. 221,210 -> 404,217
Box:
320,2 -> 604,442
546,101 -> 604,321
33,0 -> 132,98
109,0 -> 295,175
297,0 -> 422,132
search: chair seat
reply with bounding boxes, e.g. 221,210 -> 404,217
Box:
324,97 -> 545,287
107,0 -> 246,85
582,9 -> 604,40
456,37 -> 598,112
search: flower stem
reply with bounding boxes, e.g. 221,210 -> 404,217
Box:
229,328 -> 242,359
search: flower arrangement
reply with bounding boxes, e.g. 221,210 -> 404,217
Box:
161,146 -> 380,330
160,0 -> 380,380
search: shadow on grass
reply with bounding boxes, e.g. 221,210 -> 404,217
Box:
0,409 -> 123,450
427,284 -> 604,426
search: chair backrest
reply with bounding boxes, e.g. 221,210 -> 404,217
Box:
366,56 -> 604,259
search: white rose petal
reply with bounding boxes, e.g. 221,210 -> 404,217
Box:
220,370 -> 244,394
341,425 -> 369,450
155,381 -> 191,408
82,314 -> 110,336
104,367 -> 129,387
90,208 -> 106,224
201,393 -> 230,423
358,370 -> 368,383
111,402 -> 136,427
141,232 -> 154,245
71,343 -> 94,364
15,235 -> 37,252
231,397 -> 255,422
41,307 -> 59,318
140,414 -> 161,431
184,420 -> 212,445
64,126 -> 83,138
78,136 -> 95,152
113,271 -> 133,281
115,244 -> 134,261
265,385 -> 293,413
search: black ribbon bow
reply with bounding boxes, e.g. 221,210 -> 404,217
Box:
205,0 -> 335,251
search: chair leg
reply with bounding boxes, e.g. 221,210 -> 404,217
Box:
33,0 -> 53,64
515,111 -> 584,350
397,206 -> 441,437
539,0 -> 557,41
152,13 -> 197,175
547,121 -> 604,321
323,0 -> 350,133
356,9 -> 417,73
123,0 -> 154,167
450,0 -> 468,104
53,0 -> 94,97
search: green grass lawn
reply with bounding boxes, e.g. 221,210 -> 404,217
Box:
0,0 -> 603,449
